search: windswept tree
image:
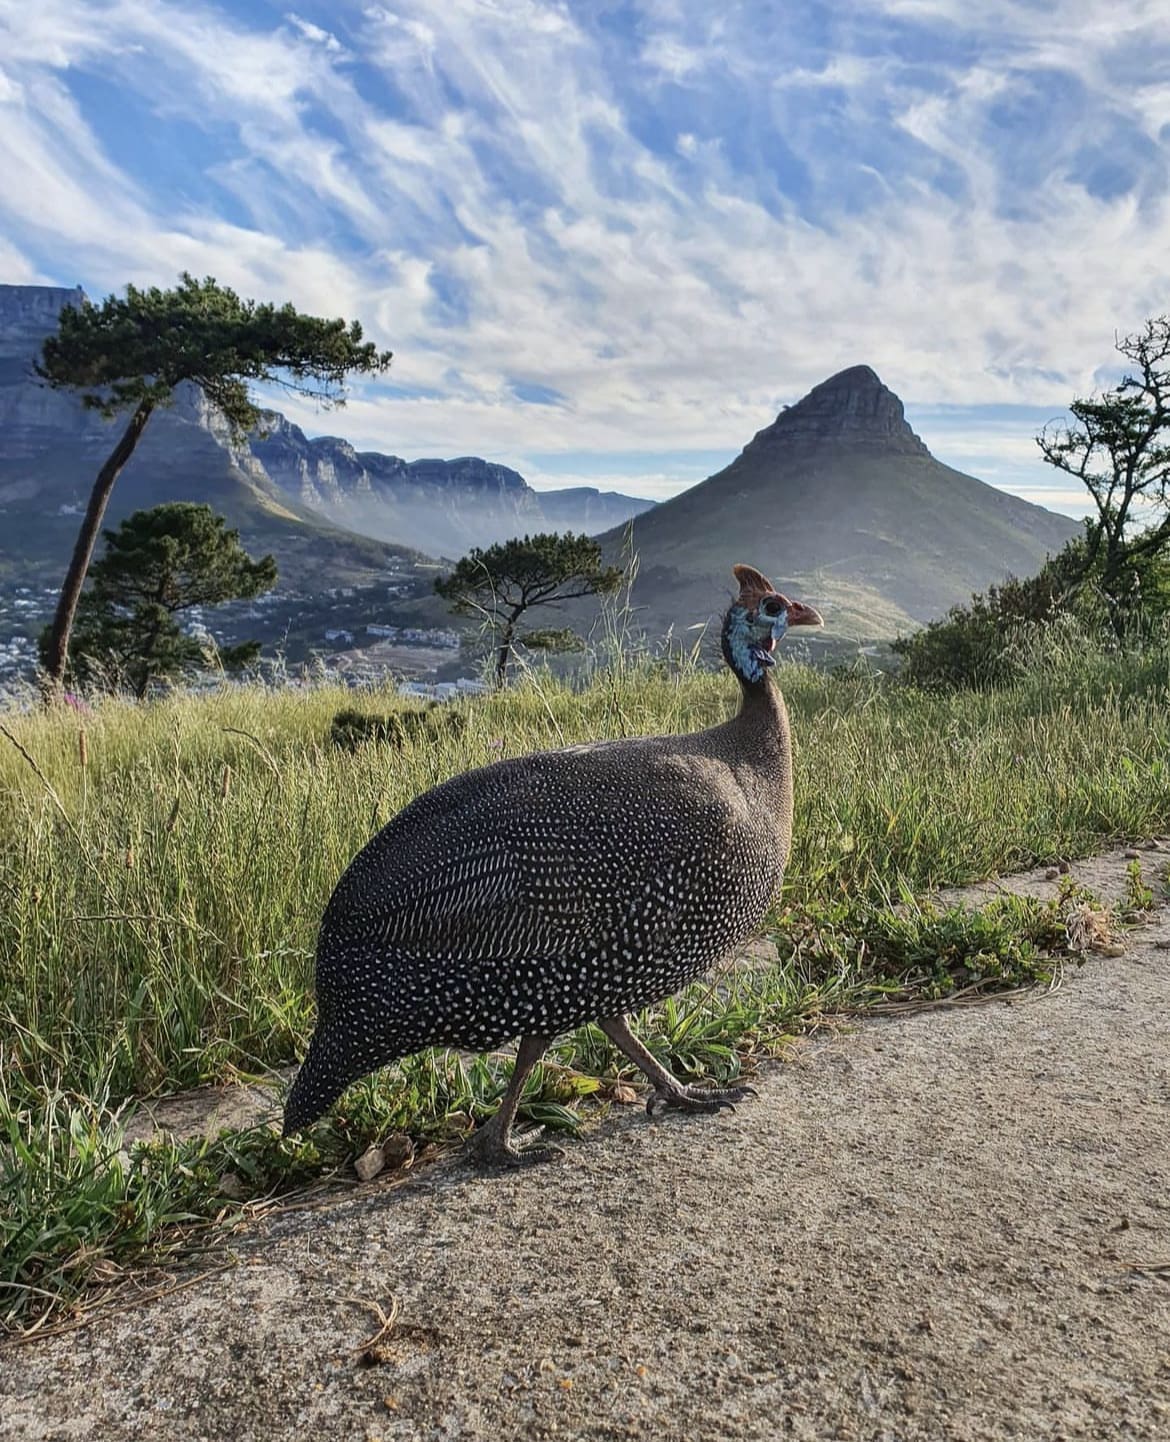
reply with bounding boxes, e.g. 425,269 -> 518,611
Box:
51,502 -> 277,698
36,274 -> 393,698
1038,317 -> 1170,636
435,533 -> 623,687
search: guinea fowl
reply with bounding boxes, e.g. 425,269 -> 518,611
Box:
284,564 -> 822,1165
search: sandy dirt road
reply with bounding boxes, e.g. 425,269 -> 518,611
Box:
3,851 -> 1169,1441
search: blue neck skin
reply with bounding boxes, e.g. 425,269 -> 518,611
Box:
721,604 -> 788,686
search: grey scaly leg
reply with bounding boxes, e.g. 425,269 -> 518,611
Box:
467,1034 -> 564,1168
599,1015 -> 757,1118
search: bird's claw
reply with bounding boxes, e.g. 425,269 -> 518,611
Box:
646,1083 -> 758,1119
467,1128 -> 566,1170
484,1143 -> 565,1170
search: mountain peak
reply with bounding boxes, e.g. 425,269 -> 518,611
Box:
820,364 -> 884,390
743,365 -> 929,459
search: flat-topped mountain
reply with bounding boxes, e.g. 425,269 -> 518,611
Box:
0,285 -> 425,594
251,413 -> 653,558
598,366 -> 1080,641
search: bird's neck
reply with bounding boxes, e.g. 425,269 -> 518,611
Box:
717,609 -> 792,799
734,669 -> 787,734
723,671 -> 794,843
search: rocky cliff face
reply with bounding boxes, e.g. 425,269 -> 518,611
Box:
743,365 -> 931,459
0,283 -> 652,564
250,415 -> 548,558
251,412 -> 652,558
0,285 -> 86,363
0,286 -> 108,494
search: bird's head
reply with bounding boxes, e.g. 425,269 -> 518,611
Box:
721,563 -> 823,684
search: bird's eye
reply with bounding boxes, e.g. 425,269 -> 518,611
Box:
761,596 -> 784,617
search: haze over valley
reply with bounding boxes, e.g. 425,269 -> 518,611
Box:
0,283 -> 1082,682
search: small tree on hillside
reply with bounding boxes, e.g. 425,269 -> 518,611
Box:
49,502 -> 277,697
1038,317 -> 1170,637
435,533 -> 623,687
36,273 -> 393,698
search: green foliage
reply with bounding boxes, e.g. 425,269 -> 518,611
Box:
770,890 -> 1071,1003
3,644 -> 1170,1328
1038,317 -> 1170,638
893,523 -> 1170,690
48,503 -> 276,697
522,626 -> 587,653
435,532 -> 624,685
1123,858 -> 1156,913
38,272 -> 393,429
896,316 -> 1170,690
329,704 -> 468,752
890,538 -> 1090,688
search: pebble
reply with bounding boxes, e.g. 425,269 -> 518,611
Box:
355,1145 -> 386,1182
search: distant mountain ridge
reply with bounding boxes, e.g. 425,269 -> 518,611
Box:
0,284 -> 654,590
0,285 -> 419,593
251,412 -> 654,559
597,365 -> 1081,642
0,285 -> 1079,652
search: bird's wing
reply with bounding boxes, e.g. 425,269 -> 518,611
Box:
321,745 -> 727,964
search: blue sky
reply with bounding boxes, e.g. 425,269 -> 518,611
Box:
2,1 -> 1168,515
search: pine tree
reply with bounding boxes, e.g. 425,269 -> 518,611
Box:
54,503 -> 277,697
435,533 -> 623,686
36,274 -> 392,697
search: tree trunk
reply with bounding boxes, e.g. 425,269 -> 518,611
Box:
494,608 -> 524,689
40,400 -> 154,702
1101,533 -> 1128,643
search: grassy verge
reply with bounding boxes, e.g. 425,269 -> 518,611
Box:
3,640 -> 1170,1334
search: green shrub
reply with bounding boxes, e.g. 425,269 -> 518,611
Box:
893,532 -> 1170,691
329,703 -> 468,751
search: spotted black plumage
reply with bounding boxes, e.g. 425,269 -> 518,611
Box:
284,563 -> 823,1165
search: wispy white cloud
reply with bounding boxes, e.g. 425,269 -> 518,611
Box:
0,0 -> 1167,514
0,237 -> 46,285
285,13 -> 345,53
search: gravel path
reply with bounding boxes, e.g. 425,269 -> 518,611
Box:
3,851 -> 1169,1441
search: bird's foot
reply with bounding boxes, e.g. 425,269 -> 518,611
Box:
646,1082 -> 758,1119
466,1126 -> 565,1170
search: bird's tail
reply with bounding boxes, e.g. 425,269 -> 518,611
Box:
282,1028 -> 352,1136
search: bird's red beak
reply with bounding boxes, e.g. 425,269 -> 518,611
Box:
779,597 -> 824,628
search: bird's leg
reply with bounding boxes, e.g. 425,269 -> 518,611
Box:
599,1015 -> 758,1118
467,1034 -> 564,1169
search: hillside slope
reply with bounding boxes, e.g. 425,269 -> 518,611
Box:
600,366 -> 1079,642
0,286 -> 420,592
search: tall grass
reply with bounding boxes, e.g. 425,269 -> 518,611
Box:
2,635 -> 1169,1328
2,643 -> 1169,1104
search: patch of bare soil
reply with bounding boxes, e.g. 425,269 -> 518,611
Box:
3,850 -> 1170,1441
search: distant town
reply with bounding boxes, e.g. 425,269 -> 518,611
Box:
0,567 -> 490,698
